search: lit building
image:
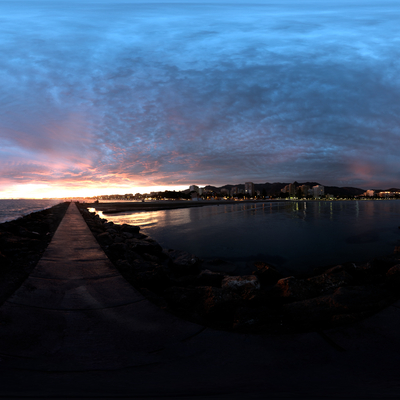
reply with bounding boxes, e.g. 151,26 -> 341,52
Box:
189,185 -> 199,193
364,190 -> 375,197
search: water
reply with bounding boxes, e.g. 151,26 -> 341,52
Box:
91,200 -> 400,276
0,199 -> 63,224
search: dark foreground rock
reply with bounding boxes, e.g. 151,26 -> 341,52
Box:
0,202 -> 70,306
77,204 -> 400,334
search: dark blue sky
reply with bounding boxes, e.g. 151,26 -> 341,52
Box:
1,1 -> 399,197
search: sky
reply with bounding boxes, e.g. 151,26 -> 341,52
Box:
1,0 -> 400,198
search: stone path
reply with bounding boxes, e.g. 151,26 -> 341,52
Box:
1,202 -> 400,399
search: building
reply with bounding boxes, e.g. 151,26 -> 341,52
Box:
364,190 -> 375,197
287,183 -> 296,197
220,188 -> 229,196
189,185 -> 199,193
281,183 -> 297,197
313,185 -> 325,198
245,182 -> 255,196
298,185 -> 310,196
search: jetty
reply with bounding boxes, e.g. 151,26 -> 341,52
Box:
1,202 -> 400,398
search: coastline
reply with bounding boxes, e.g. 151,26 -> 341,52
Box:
84,198 -> 400,215
82,199 -> 279,214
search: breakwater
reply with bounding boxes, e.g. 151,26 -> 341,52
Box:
0,202 -> 70,306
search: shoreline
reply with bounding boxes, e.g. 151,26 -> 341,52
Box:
83,198 -> 400,215
83,199 -> 277,214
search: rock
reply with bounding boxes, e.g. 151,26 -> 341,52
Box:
197,286 -> 243,323
252,262 -> 283,286
349,263 -> 385,284
122,232 -> 134,239
114,235 -> 125,244
142,253 -> 162,263
196,269 -> 225,287
386,265 -> 400,289
107,242 -> 127,259
222,275 -> 260,291
134,233 -> 148,240
103,222 -> 115,229
306,269 -> 354,295
127,238 -> 163,256
283,285 -> 392,326
96,232 -> 113,246
369,257 -> 398,274
201,258 -> 239,274
221,275 -> 261,303
134,263 -> 173,292
164,249 -> 201,275
275,276 -> 315,301
120,224 -> 140,234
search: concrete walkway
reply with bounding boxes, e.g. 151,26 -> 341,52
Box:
1,202 -> 400,398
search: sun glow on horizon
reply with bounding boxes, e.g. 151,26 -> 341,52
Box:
0,183 -> 191,199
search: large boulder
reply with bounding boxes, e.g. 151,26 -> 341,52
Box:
127,238 -> 163,256
120,224 -> 140,234
252,262 -> 283,286
96,232 -> 113,246
222,275 -> 261,302
274,276 -> 315,301
131,260 -> 172,292
107,242 -> 127,259
306,268 -> 354,295
282,285 -> 392,326
197,286 -> 243,323
196,269 -> 225,287
164,249 -> 201,275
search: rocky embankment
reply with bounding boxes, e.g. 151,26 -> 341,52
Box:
0,202 -> 70,306
78,205 -> 400,333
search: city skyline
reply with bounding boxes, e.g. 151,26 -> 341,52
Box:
1,1 -> 400,199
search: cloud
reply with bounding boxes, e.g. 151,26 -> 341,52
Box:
1,1 -> 400,195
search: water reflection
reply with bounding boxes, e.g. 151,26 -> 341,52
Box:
90,200 -> 400,275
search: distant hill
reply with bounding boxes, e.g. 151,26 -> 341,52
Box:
378,188 -> 400,192
324,186 -> 365,197
204,182 -> 367,197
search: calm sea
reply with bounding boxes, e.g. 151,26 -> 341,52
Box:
0,199 -> 63,224
91,200 -> 400,275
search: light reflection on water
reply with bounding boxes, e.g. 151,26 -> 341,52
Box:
91,200 -> 400,275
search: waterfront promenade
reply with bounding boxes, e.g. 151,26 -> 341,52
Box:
1,202 -> 400,398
